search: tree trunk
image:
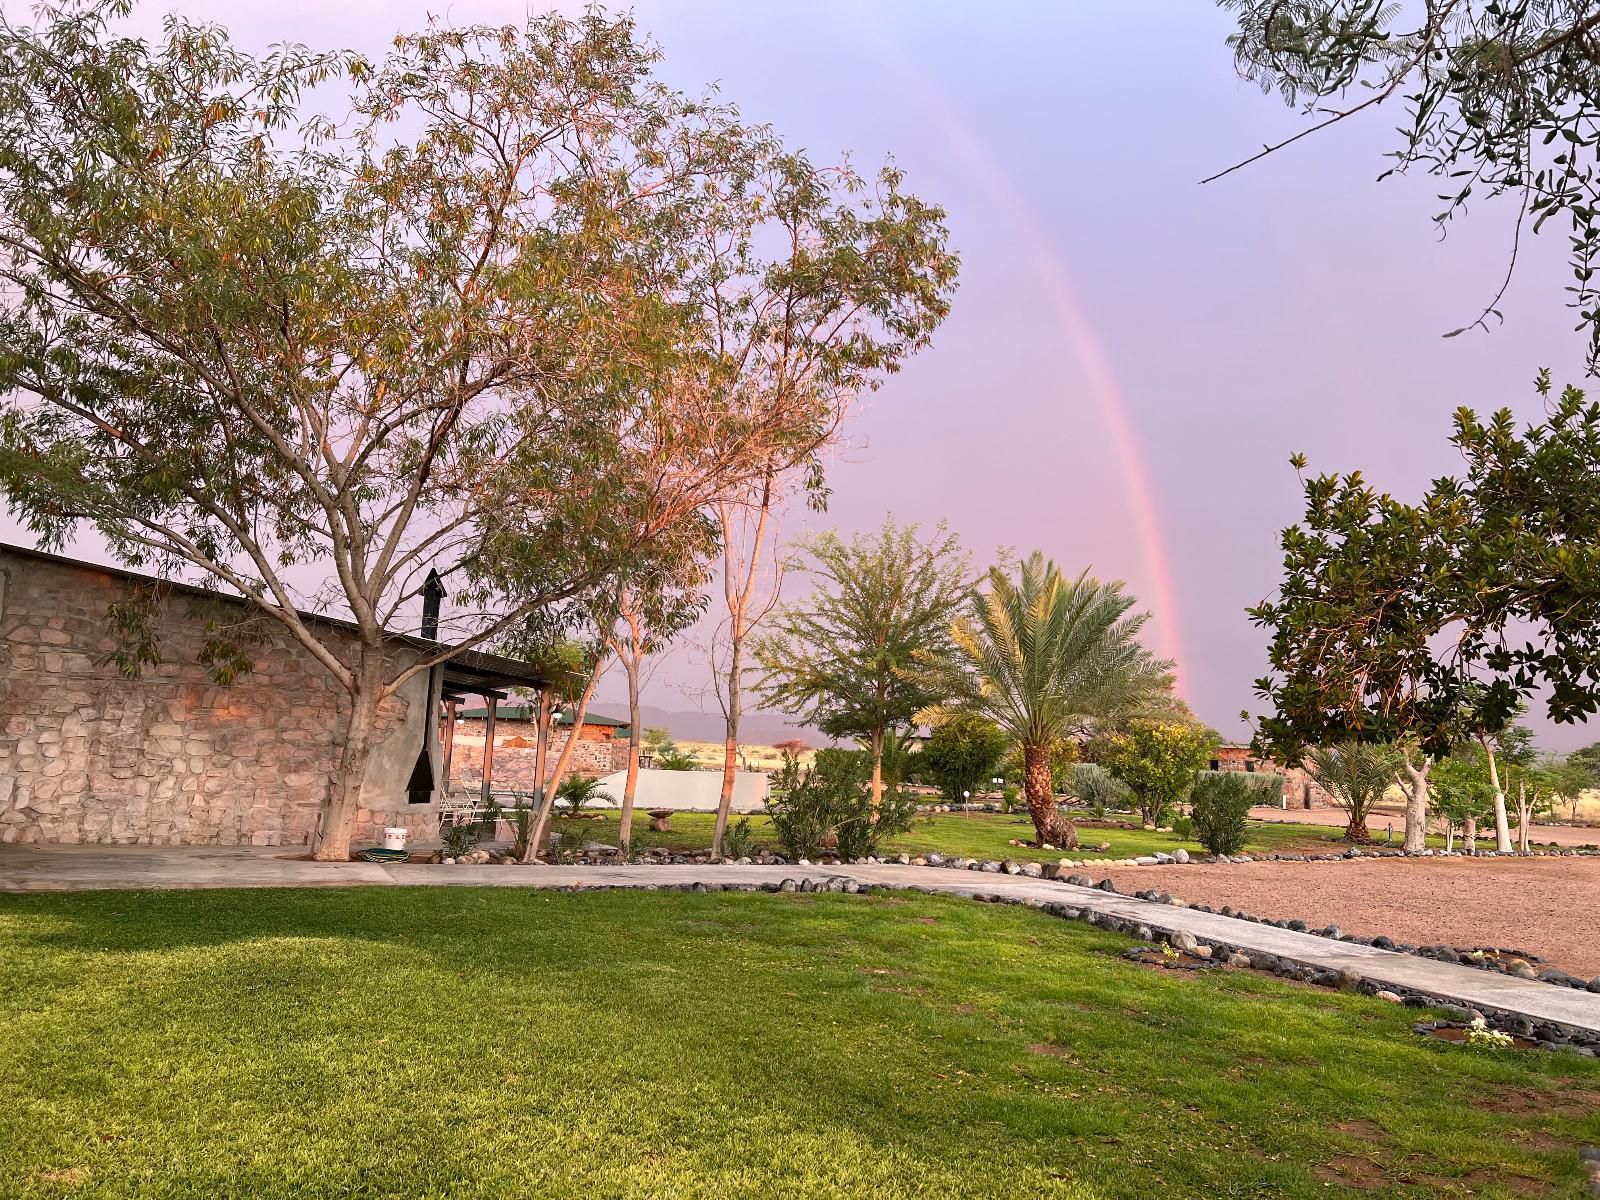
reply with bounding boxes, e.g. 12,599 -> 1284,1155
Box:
619,655 -> 642,855
1515,779 -> 1530,853
1023,740 -> 1076,849
1342,809 -> 1369,842
1462,815 -> 1477,853
312,652 -> 385,862
1401,756 -> 1430,853
712,639 -> 742,859
1478,735 -> 1512,853
528,668 -> 603,862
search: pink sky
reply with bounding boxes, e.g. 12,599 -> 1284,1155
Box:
3,1 -> 1592,748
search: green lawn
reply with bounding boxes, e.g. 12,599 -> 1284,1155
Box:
551,810 -> 1367,863
2,887 -> 1596,1197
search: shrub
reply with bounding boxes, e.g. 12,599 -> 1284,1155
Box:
440,820 -> 477,859
724,816 -> 756,860
919,714 -> 1008,802
654,747 -> 699,771
767,750 -> 917,861
1099,721 -> 1217,826
1068,763 -> 1134,813
1187,772 -> 1256,856
557,775 -> 613,814
1171,813 -> 1194,841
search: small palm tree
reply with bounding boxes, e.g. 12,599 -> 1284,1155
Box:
557,775 -> 614,815
1304,742 -> 1401,841
915,553 -> 1173,849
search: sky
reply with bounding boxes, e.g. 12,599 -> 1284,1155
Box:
3,1 -> 1594,748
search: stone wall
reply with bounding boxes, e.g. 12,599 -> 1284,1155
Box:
1211,745 -> 1330,808
447,721 -> 628,791
0,548 -> 439,846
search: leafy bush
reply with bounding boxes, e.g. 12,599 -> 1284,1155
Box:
724,816 -> 756,860
557,775 -> 613,814
1068,763 -> 1134,813
1099,721 -> 1217,826
767,750 -> 917,861
440,820 -> 477,859
919,714 -> 1008,802
1187,772 -> 1255,856
1171,813 -> 1194,841
654,747 -> 699,771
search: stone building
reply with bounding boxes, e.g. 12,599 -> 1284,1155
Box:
1209,744 -> 1331,808
0,543 -> 546,847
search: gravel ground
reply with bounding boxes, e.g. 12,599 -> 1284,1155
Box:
1248,805 -> 1600,847
1099,856 -> 1600,980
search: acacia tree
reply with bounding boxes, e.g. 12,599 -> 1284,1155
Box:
0,5 -> 880,860
912,554 -> 1174,849
753,517 -> 970,809
669,137 -> 958,859
1218,1 -> 1600,368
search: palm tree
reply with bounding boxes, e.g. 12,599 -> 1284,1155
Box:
914,553 -> 1173,849
1304,742 -> 1402,842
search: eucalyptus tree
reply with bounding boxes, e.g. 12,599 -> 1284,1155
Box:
0,5 -> 953,860
912,554 -> 1173,849
1218,1 -> 1600,368
605,561 -> 710,854
754,517 -> 971,809
1304,742 -> 1402,842
688,154 -> 961,858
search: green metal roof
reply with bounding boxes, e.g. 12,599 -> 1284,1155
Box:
456,704 -> 630,731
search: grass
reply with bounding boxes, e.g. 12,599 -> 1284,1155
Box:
548,809 -> 1372,863
1,887 -> 1596,1198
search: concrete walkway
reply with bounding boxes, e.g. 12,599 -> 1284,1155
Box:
4,845 -> 1598,1036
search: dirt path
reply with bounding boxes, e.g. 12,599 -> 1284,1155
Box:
1100,856 -> 1600,980
1248,805 -> 1600,848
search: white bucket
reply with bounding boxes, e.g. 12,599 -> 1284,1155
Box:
382,826 -> 408,851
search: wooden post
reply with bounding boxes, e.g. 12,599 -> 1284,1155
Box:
441,698 -> 458,786
481,694 -> 498,809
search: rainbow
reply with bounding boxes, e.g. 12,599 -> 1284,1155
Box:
844,13 -> 1190,689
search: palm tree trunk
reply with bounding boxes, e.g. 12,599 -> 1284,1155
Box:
1023,740 -> 1077,849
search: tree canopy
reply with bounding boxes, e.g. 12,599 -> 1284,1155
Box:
753,517 -> 970,804
0,2 -> 957,858
1250,371 -> 1600,762
1219,0 -> 1600,368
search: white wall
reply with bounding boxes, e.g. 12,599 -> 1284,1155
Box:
591,768 -> 768,812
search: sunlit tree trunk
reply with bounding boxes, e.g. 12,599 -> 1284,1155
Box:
620,650 -> 643,855
710,477 -> 782,859
527,664 -> 606,862
313,650 -> 386,862
1479,733 -> 1512,853
1401,752 -> 1431,853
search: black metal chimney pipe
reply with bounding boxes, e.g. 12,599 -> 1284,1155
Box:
420,569 -> 445,641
